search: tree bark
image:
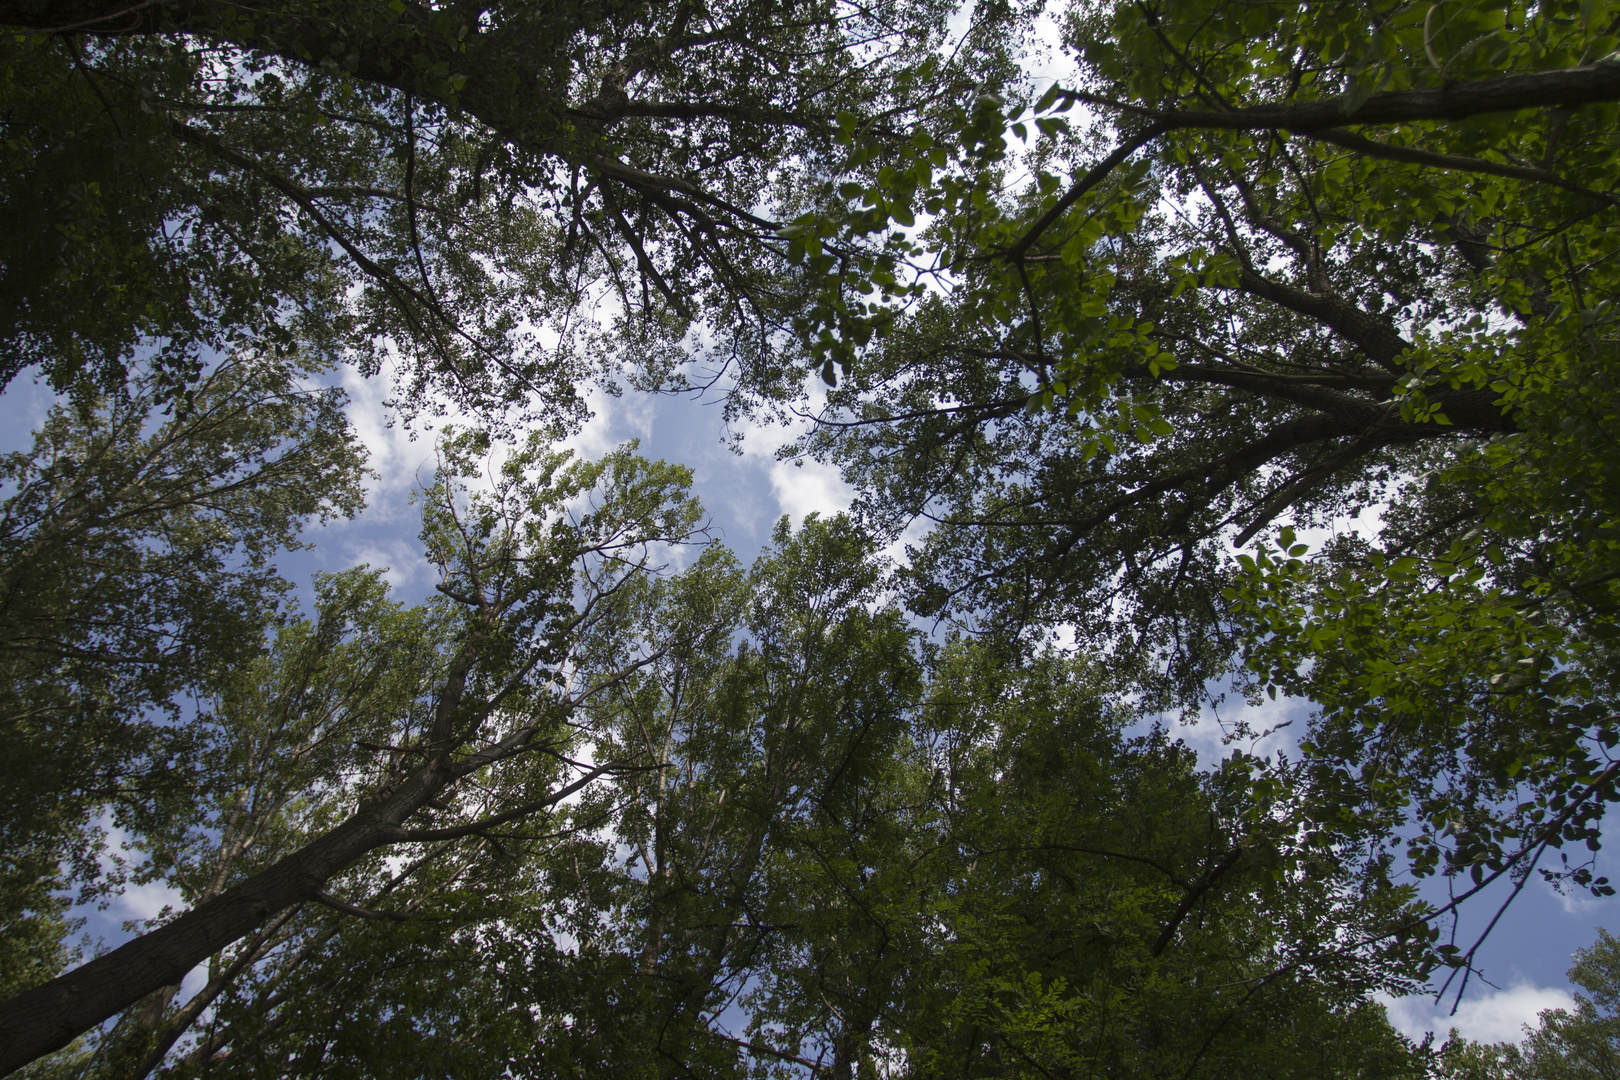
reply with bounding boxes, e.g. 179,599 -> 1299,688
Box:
0,759 -> 447,1075
1163,63 -> 1620,132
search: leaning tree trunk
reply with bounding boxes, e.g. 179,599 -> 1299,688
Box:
0,759 -> 454,1076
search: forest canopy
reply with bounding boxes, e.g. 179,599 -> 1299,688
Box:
3,0 -> 1620,1077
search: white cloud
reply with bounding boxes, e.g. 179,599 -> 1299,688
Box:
114,877 -> 187,925
180,962 -> 210,1003
308,366 -> 441,595
561,383 -> 658,461
768,456 -> 854,525
88,816 -> 178,926
1141,689 -> 1312,772
337,361 -> 440,509
0,376 -> 60,454
1380,982 -> 1574,1046
341,537 -> 436,594
1284,499 -> 1389,553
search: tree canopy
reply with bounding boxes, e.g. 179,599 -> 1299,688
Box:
0,0 -> 1018,422
777,0 -> 1620,970
4,0 -> 1620,1075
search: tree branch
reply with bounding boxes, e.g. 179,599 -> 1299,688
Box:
1005,122 -> 1169,260
1303,127 -> 1620,207
397,761 -> 625,842
1061,62 -> 1620,132
1152,844 -> 1244,956
311,892 -> 419,921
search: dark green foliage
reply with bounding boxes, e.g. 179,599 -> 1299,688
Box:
0,352 -> 365,964
773,0 -> 1620,920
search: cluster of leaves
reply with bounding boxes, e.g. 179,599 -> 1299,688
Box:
750,0 -> 1620,930
0,0 -> 1023,426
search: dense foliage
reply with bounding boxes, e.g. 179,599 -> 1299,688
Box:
0,354 -> 364,1004
5,424 -> 1438,1076
775,0 -> 1620,971
4,0 -> 1620,1076
0,0 -> 1018,423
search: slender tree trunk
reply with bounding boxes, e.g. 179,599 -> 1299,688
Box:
0,761 -> 450,1076
639,757 -> 673,976
828,1009 -> 877,1080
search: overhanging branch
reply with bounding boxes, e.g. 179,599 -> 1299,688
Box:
1059,62 -> 1620,133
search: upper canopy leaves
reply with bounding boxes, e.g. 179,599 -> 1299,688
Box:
0,0 -> 1020,424
769,0 -> 1620,908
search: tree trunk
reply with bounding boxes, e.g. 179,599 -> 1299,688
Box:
0,761 -> 450,1076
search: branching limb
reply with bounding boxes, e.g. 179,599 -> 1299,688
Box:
1304,127 -> 1620,207
312,892 -> 419,921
